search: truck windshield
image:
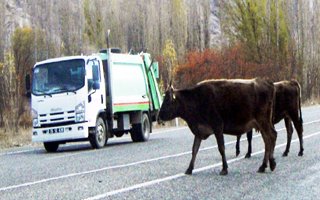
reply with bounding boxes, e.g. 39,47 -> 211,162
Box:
32,59 -> 85,95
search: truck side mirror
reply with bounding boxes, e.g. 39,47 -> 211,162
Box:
93,81 -> 100,90
25,74 -> 31,98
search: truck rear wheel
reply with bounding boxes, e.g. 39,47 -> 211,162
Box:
44,142 -> 59,152
89,117 -> 107,149
130,113 -> 151,142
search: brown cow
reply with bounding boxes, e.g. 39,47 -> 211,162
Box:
158,78 -> 277,175
236,80 -> 303,158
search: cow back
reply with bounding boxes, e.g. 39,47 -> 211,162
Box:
182,78 -> 275,134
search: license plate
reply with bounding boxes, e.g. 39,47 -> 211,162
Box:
48,128 -> 64,134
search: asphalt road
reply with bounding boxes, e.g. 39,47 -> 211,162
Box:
1,105 -> 320,200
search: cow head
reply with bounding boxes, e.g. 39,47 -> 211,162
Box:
158,84 -> 180,123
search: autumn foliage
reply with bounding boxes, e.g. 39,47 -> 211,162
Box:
174,44 -> 294,89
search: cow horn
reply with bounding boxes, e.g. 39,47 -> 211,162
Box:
168,81 -> 176,100
169,80 -> 176,90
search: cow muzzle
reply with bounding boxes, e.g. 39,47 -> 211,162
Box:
157,117 -> 165,125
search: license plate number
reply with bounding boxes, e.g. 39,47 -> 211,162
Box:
48,128 -> 64,134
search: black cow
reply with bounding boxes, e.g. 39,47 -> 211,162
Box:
236,80 -> 303,158
158,78 -> 277,175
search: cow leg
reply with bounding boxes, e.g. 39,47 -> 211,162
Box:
185,136 -> 202,175
268,125 -> 277,171
245,130 -> 253,158
258,132 -> 269,173
214,132 -> 228,175
236,131 -> 252,158
283,117 -> 293,157
258,124 -> 277,173
236,135 -> 241,157
291,115 -> 304,156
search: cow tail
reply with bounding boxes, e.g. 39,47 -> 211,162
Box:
269,80 -> 276,124
298,83 -> 303,125
294,80 -> 303,125
272,83 -> 276,124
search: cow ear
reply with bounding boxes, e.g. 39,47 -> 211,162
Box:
167,81 -> 174,91
169,80 -> 175,90
166,80 -> 172,91
169,80 -> 172,88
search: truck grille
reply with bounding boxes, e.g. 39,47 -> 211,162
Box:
39,110 -> 75,128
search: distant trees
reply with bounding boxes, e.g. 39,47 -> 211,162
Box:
219,0 -> 293,81
11,27 -> 33,119
298,0 -> 320,100
173,0 -> 320,102
186,0 -> 211,50
218,0 -> 320,100
0,26 -> 53,131
0,27 -> 35,131
0,53 -> 20,132
83,0 -> 105,51
161,40 -> 178,88
0,2 -> 5,62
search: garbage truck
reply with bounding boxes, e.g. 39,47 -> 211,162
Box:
26,48 -> 162,152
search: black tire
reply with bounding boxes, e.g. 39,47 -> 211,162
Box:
44,142 -> 59,152
130,113 -> 151,142
89,117 -> 107,149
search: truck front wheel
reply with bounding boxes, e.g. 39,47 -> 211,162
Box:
89,117 -> 107,149
44,142 -> 59,152
131,113 -> 151,142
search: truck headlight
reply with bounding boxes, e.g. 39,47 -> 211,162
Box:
75,102 -> 85,122
32,109 -> 40,127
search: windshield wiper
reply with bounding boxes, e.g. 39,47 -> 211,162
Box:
59,86 -> 77,95
44,93 -> 53,97
68,90 -> 77,94
33,90 -> 53,97
53,87 -> 77,95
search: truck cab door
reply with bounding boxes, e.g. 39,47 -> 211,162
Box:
86,58 -> 105,125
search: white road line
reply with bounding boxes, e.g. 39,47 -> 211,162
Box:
0,120 -> 319,192
84,131 -> 320,200
0,149 -> 41,156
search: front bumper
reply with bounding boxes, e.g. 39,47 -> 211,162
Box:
32,122 -> 89,143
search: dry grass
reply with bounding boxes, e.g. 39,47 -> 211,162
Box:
0,127 -> 32,150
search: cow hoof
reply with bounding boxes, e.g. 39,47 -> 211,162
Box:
245,153 -> 251,158
298,151 -> 303,156
236,151 -> 240,157
219,169 -> 228,176
282,151 -> 288,157
270,159 -> 276,171
185,169 -> 193,175
258,163 -> 267,173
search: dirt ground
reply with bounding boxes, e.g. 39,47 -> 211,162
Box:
0,128 -> 32,149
